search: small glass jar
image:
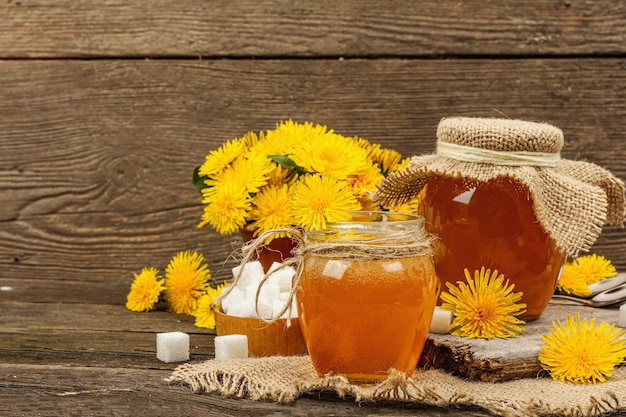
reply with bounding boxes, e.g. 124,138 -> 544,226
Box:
420,176 -> 565,321
296,211 -> 439,382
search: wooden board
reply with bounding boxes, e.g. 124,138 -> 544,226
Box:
1,0 -> 624,58
419,301 -> 623,382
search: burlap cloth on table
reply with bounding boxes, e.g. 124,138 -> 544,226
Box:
167,355 -> 626,417
375,117 -> 626,257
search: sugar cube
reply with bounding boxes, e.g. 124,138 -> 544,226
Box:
215,334 -> 248,360
232,261 -> 264,289
156,332 -> 189,363
258,283 -> 281,304
619,303 -> 626,328
429,306 -> 453,334
237,297 -> 256,318
272,299 -> 288,319
267,263 -> 296,292
221,286 -> 245,314
226,302 -> 241,317
256,298 -> 274,319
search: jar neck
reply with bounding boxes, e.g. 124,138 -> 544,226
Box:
301,211 -> 432,259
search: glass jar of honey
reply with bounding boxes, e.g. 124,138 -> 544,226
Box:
420,176 -> 565,320
375,117 -> 626,323
296,211 -> 438,383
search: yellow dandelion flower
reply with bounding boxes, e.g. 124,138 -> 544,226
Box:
207,152 -> 273,195
290,132 -> 372,181
352,136 -> 378,154
573,254 -> 616,285
441,267 -> 527,339
348,163 -> 384,196
374,148 -> 404,176
126,267 -> 165,312
358,192 -> 382,211
556,254 -> 616,297
386,197 -> 420,215
197,136 -> 247,178
291,174 -> 360,231
267,164 -> 296,187
164,250 -> 212,315
193,283 -> 228,330
257,119 -> 319,156
539,313 -> 626,384
241,130 -> 260,148
556,262 -> 592,297
389,156 -> 411,173
198,181 -> 251,234
249,184 -> 296,238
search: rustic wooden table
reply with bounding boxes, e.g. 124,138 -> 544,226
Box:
0,278 -> 491,416
1,1 -> 625,415
2,280 -> 626,416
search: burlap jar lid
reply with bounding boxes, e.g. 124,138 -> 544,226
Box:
375,117 -> 625,257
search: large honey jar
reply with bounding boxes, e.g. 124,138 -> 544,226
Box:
375,117 -> 625,321
420,176 -> 564,320
296,211 -> 438,382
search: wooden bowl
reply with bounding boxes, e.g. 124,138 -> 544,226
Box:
214,307 -> 308,357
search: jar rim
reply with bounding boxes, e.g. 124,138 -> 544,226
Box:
305,210 -> 426,244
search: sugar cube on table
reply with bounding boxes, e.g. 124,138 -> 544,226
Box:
429,306 -> 453,334
215,334 -> 248,360
156,332 -> 189,363
619,303 -> 626,328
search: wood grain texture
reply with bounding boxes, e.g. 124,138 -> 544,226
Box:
1,364 -> 494,416
0,280 -> 493,416
0,0 -> 624,58
2,283 -> 625,415
1,58 -> 625,287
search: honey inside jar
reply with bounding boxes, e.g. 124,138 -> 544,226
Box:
420,176 -> 565,321
296,212 -> 439,382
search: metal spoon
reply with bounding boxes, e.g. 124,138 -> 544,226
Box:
552,282 -> 626,307
587,272 -> 626,296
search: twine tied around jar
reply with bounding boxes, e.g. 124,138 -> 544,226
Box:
436,140 -> 561,167
213,219 -> 433,326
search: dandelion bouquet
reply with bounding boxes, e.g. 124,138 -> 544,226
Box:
193,120 -> 415,239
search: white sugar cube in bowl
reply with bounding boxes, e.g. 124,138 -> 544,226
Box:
215,261 -> 306,357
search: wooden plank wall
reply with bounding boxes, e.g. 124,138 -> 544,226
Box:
1,0 -> 625,300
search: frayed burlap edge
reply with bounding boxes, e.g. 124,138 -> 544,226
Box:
375,155 -> 625,257
166,356 -> 626,417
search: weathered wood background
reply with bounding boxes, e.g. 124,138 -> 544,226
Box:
1,1 -> 625,415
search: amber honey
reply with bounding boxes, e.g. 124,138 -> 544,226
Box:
420,176 -> 565,321
296,212 -> 438,382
